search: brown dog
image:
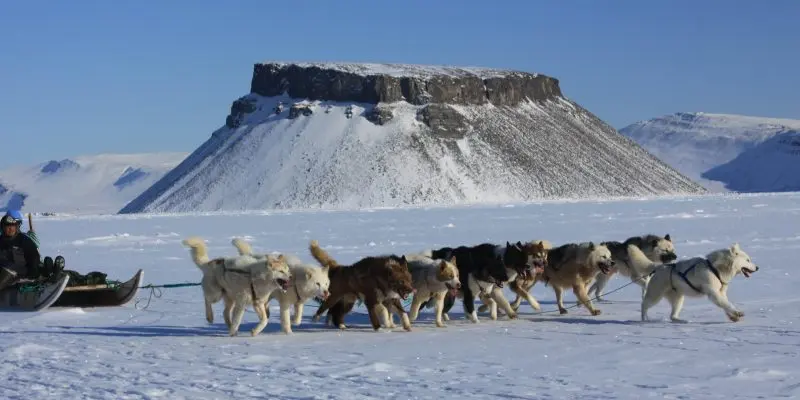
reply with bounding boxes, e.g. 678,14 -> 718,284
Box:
309,240 -> 415,331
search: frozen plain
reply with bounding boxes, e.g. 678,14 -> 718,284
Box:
1,192 -> 799,399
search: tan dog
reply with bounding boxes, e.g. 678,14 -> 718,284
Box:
398,252 -> 460,328
534,242 -> 614,316
231,238 -> 331,334
182,237 -> 291,336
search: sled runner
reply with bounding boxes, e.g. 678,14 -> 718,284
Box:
51,269 -> 144,308
0,273 -> 70,312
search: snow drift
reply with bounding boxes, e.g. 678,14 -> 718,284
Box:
0,152 -> 188,214
620,112 -> 800,192
119,62 -> 704,214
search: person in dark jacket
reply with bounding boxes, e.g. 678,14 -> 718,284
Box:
0,212 -> 41,291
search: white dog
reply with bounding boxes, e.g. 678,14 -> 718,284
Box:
231,238 -> 331,334
627,243 -> 759,323
182,237 -> 291,336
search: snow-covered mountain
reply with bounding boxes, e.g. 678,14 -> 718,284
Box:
620,112 -> 800,192
0,152 -> 188,215
119,62 -> 704,214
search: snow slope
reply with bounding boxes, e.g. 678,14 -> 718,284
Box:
1,193 -> 798,399
120,93 -> 703,214
620,112 -> 800,192
0,152 -> 188,215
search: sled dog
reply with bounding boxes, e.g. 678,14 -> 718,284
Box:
507,239 -> 553,312
309,240 -> 415,331
537,242 -> 614,315
626,243 -> 759,323
421,243 -> 512,323
474,241 -> 545,320
589,234 -> 677,301
389,252 -> 460,328
182,237 -> 291,336
231,238 -> 331,334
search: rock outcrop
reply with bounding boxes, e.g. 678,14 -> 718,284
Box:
250,62 -> 562,106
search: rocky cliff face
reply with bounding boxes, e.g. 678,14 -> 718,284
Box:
249,62 -> 562,106
242,62 -> 564,137
120,62 -> 704,214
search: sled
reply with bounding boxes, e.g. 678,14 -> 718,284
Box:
0,273 -> 71,312
51,269 -> 144,308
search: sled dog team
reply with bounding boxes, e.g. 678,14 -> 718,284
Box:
181,233 -> 760,337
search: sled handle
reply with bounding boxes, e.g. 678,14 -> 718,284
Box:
27,213 -> 34,232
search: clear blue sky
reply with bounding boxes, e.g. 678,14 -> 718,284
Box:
1,0 -> 798,169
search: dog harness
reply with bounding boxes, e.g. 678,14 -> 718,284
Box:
668,258 -> 725,293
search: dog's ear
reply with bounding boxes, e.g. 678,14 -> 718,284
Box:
516,241 -> 523,249
730,243 -> 741,254
449,255 -> 457,266
439,260 -> 448,271
400,255 -> 407,265
589,242 -> 595,250
665,234 -> 671,242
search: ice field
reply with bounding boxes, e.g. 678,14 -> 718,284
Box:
1,192 -> 799,399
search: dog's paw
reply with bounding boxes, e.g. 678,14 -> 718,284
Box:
670,318 -> 689,324
436,322 -> 447,328
508,312 -> 518,320
591,309 -> 602,316
338,324 -> 347,330
312,314 -> 322,323
559,308 -> 568,315
727,311 -> 744,322
477,305 -> 489,313
443,313 -> 450,321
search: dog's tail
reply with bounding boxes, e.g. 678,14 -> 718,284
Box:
626,244 -> 658,278
309,240 -> 338,269
231,237 -> 253,256
182,236 -> 213,273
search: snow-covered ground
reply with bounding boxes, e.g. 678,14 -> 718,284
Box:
0,152 -> 188,215
2,192 -> 798,399
620,112 -> 800,192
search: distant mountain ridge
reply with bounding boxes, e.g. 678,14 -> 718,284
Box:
0,152 -> 188,214
620,112 -> 800,192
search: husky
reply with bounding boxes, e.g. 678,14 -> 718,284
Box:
507,239 -> 553,312
386,252 -> 461,328
230,238 -> 331,334
626,243 -> 759,323
538,242 -> 615,315
423,243 -> 512,323
309,240 -> 416,331
474,241 -> 543,320
182,237 -> 291,336
589,234 -> 677,301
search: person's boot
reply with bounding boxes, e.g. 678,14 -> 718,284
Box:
42,257 -> 54,276
0,267 -> 18,292
54,256 -> 65,273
